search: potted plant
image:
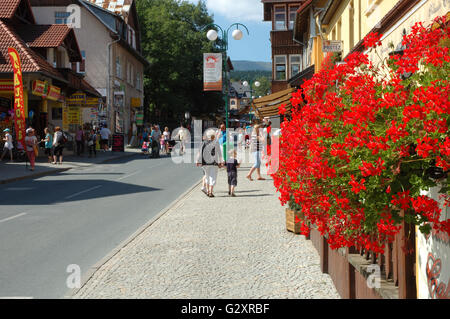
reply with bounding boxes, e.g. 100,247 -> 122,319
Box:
285,197 -> 304,234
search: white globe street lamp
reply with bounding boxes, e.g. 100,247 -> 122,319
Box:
232,29 -> 243,40
242,81 -> 248,87
206,29 -> 218,41
254,81 -> 260,87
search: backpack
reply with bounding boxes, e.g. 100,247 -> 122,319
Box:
201,140 -> 217,165
58,132 -> 68,145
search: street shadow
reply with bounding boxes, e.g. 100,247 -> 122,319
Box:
0,179 -> 160,205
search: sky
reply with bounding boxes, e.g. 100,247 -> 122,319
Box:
186,0 -> 271,62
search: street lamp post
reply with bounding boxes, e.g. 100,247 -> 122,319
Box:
205,23 -> 249,161
243,80 -> 260,124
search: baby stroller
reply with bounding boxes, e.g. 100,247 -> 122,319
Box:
167,140 -> 176,154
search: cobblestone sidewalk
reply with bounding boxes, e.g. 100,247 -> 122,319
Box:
72,163 -> 340,299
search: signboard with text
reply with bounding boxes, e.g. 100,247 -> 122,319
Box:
323,40 -> 343,52
112,134 -> 124,152
203,53 -> 222,91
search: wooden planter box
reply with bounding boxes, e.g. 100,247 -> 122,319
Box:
285,208 -> 304,234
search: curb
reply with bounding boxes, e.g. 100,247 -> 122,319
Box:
64,176 -> 203,299
0,152 -> 138,185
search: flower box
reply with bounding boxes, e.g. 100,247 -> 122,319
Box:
285,208 -> 303,234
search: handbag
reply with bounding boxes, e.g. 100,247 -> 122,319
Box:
33,145 -> 38,156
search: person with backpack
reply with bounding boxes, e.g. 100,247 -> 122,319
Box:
196,132 -> 223,198
52,126 -> 65,165
88,129 -> 97,158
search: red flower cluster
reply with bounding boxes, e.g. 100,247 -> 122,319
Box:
273,15 -> 450,254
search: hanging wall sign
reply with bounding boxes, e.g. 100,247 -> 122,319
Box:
203,53 -> 222,91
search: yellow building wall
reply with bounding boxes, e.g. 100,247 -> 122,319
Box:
323,0 -> 402,57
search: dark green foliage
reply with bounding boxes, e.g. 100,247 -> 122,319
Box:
136,0 -> 223,125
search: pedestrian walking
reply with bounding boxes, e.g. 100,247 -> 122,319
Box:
25,128 -> 37,171
175,124 -> 188,155
226,149 -> 240,197
52,126 -> 65,165
163,127 -> 170,153
151,125 -> 161,158
99,124 -> 111,151
159,135 -> 165,154
196,132 -> 223,197
75,125 -> 84,156
41,127 -> 53,163
1,128 -> 13,162
88,129 -> 97,158
246,124 -> 265,181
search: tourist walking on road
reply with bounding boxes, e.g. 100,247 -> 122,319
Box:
76,126 -> 84,156
246,124 -> 265,181
25,128 -> 37,171
52,126 -> 65,165
226,149 -> 240,197
1,128 -> 13,162
41,127 -> 53,163
175,124 -> 188,155
100,125 -> 111,152
196,132 -> 223,197
163,127 -> 170,153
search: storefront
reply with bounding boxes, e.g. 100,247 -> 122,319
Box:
0,79 -> 14,134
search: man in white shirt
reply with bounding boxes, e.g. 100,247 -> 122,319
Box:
1,128 -> 13,161
99,125 -> 111,151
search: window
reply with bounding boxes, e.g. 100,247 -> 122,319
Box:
288,6 -> 299,30
116,56 -> 121,78
290,55 -> 301,77
274,6 -> 286,30
52,107 -> 62,120
274,55 -> 286,81
127,26 -> 136,49
136,72 -> 141,90
55,11 -> 70,24
71,50 -> 85,73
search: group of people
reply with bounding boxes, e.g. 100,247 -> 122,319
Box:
141,125 -> 172,157
1,126 -> 67,171
196,123 -> 267,198
75,124 -> 111,157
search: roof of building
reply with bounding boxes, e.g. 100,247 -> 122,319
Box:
0,0 -> 36,23
15,24 -> 70,47
0,0 -> 22,19
0,20 -> 66,81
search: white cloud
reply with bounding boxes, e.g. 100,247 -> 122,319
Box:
188,0 -> 263,22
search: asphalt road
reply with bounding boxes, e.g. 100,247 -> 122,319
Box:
0,151 -> 202,298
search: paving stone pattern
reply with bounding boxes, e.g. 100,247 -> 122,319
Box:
73,163 -> 340,299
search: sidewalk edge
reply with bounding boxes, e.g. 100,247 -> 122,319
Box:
63,176 -> 203,299
0,152 -> 137,185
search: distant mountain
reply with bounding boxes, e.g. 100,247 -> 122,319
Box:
231,60 -> 272,72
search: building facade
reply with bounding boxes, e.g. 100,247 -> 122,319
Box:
31,0 -> 148,144
0,0 -> 101,147
262,0 -> 304,93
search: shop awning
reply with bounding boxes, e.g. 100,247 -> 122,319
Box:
251,87 -> 295,118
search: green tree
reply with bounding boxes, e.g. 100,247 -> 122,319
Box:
136,0 -> 222,127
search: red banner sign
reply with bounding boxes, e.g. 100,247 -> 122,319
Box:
47,85 -> 61,101
8,47 -> 26,150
